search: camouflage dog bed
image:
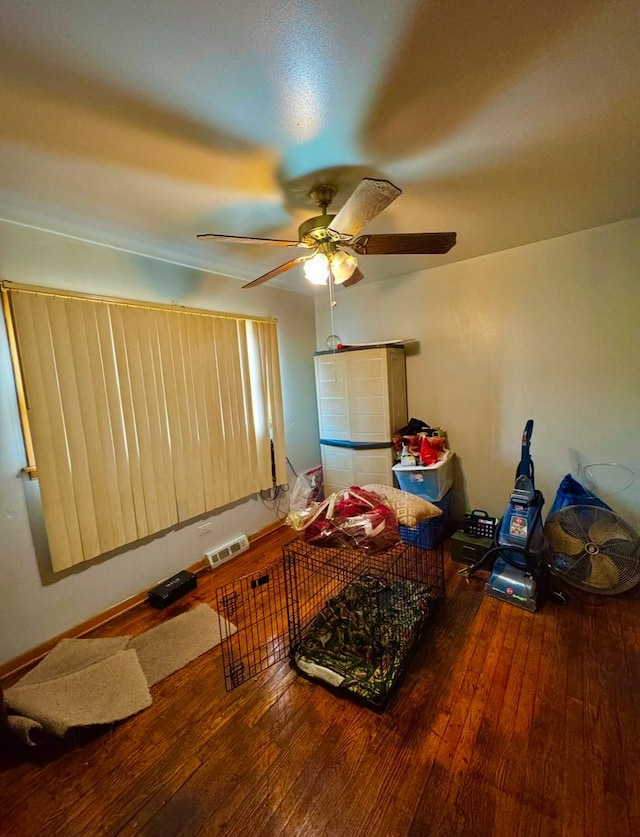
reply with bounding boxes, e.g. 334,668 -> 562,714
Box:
292,574 -> 433,707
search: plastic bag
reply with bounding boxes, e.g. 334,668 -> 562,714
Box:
301,487 -> 400,552
285,502 -> 322,531
547,473 -> 611,518
289,467 -> 324,512
289,473 -> 315,513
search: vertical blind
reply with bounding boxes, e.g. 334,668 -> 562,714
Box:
4,283 -> 287,572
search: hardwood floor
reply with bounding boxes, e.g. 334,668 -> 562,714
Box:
1,527 -> 639,837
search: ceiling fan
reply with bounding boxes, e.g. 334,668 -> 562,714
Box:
197,178 -> 456,289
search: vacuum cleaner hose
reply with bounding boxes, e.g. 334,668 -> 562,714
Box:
459,498 -> 544,577
461,544 -> 535,576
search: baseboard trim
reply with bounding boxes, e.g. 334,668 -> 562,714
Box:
249,518 -> 286,542
0,521 -> 285,684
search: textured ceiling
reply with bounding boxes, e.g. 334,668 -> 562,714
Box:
1,0 -> 639,294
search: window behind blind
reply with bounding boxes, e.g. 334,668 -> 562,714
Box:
3,282 -> 287,572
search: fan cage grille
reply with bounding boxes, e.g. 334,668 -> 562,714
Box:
544,505 -> 640,594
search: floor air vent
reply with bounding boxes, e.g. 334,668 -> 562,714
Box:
205,534 -> 250,569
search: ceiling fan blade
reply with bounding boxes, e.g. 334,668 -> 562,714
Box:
198,233 -> 303,247
342,266 -> 365,288
242,256 -> 308,289
350,232 -> 457,256
329,178 -> 401,238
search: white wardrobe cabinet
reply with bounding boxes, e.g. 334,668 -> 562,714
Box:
314,346 -> 407,494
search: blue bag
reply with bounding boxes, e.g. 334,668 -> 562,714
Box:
547,473 -> 611,518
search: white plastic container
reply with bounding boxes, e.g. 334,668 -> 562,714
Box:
392,449 -> 455,502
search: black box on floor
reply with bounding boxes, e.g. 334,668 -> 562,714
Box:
451,531 -> 493,565
148,570 -> 197,608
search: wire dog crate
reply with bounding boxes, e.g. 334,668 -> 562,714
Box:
215,537 -> 445,708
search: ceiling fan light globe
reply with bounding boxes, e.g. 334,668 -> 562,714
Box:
304,252 -> 329,284
331,250 -> 358,285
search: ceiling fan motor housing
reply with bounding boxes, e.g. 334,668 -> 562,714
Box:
298,214 -> 337,244
309,184 -> 336,211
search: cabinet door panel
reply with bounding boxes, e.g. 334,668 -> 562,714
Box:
320,444 -> 396,495
346,350 -> 390,442
320,445 -> 353,494
352,448 -> 396,487
315,347 -> 407,444
314,355 -> 349,440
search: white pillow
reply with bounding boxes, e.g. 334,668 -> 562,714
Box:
362,484 -> 442,527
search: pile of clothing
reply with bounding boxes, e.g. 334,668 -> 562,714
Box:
286,484 -> 442,552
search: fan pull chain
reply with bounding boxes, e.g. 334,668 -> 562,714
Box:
329,272 -> 338,377
329,271 -> 338,355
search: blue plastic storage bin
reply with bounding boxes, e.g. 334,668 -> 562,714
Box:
399,489 -> 452,548
392,450 -> 454,502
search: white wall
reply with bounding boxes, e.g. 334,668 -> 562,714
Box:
316,218 -> 640,528
3,217 -> 639,665
0,223 -> 320,665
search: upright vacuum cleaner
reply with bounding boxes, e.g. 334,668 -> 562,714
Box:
461,420 -> 550,612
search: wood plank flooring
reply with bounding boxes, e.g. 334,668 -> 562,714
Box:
1,528 -> 639,837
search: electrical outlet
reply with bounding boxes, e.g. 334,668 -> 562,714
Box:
198,522 -> 212,536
